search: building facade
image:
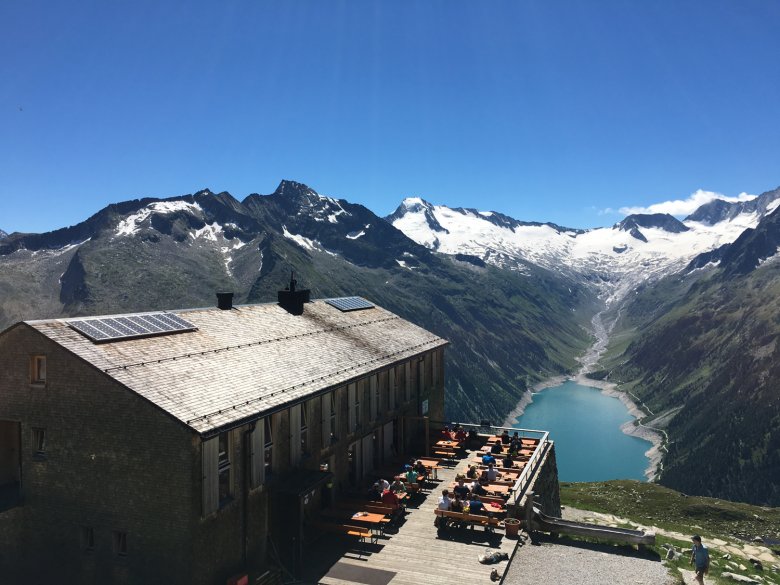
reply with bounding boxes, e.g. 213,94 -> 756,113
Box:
0,295 -> 446,584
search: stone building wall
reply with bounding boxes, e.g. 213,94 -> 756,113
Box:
0,324 -> 198,584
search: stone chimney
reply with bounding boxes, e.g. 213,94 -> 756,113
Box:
216,292 -> 234,310
277,273 -> 310,315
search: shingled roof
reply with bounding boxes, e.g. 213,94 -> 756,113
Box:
27,300 -> 447,436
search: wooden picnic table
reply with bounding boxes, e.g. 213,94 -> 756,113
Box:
349,511 -> 389,536
436,439 -> 461,449
484,483 -> 511,495
416,458 -> 443,479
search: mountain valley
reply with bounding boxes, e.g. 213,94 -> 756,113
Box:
2,181 -> 779,505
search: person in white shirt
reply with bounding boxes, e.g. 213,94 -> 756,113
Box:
378,478 -> 390,492
438,489 -> 452,510
436,489 -> 452,528
486,463 -> 501,482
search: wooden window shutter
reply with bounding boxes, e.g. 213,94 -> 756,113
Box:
322,393 -> 332,444
370,375 -> 378,421
388,369 -> 396,410
202,437 -> 219,516
405,362 -> 411,401
348,384 -> 356,432
250,420 -> 264,488
290,404 -> 301,466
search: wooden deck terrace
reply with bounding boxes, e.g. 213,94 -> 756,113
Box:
302,432 -> 549,585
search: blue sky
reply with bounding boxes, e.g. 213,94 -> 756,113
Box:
2,1 -> 779,233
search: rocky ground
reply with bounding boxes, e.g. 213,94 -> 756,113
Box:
503,532 -> 676,585
564,506 -> 780,584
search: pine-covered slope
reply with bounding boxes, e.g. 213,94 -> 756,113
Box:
601,205 -> 780,505
0,181 -> 594,423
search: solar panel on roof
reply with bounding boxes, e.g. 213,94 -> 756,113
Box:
68,312 -> 197,343
324,296 -> 375,312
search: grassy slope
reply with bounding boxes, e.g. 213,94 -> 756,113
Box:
561,480 -> 780,584
599,261 -> 780,506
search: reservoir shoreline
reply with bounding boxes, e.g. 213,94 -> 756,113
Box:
502,312 -> 665,481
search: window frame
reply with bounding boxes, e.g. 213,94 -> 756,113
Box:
300,400 -> 309,455
217,431 -> 232,506
30,355 -> 47,386
32,427 -> 46,459
264,416 -> 273,479
81,526 -> 95,553
112,530 -> 128,557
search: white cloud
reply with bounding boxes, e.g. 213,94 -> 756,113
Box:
616,189 -> 756,217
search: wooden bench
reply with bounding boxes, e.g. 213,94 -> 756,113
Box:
336,500 -> 400,520
434,509 -> 503,532
312,521 -> 376,544
433,449 -> 457,458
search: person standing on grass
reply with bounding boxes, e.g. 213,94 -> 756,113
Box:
690,535 -> 709,584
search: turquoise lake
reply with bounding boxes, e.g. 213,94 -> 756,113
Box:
513,380 -> 652,482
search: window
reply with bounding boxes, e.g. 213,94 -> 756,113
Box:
381,371 -> 389,413
370,375 -> 379,421
405,362 -> 412,402
30,355 -> 46,385
112,530 -> 127,556
217,431 -> 232,504
300,401 -> 309,454
264,417 -> 273,478
81,526 -> 95,552
321,392 -> 335,447
32,427 -> 46,458
330,391 -> 337,438
354,385 -> 361,429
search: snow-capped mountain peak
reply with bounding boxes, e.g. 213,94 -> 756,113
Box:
388,188 -> 780,306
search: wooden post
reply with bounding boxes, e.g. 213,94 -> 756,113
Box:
425,416 -> 429,457
524,491 -> 535,534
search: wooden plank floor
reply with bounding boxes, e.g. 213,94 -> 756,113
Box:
304,451 -> 519,585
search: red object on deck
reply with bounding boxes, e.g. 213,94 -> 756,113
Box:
227,575 -> 248,585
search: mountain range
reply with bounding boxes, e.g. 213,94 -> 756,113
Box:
0,181 -> 593,424
388,186 -> 780,505
2,180 -> 779,505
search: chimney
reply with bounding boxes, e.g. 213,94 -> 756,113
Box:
216,292 -> 234,310
277,272 -> 310,315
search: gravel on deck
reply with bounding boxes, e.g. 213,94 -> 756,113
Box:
502,534 -> 677,585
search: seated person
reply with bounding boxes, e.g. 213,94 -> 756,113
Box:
450,495 -> 464,513
479,469 -> 490,484
467,497 -> 485,515
509,436 -> 521,452
454,427 -> 467,442
470,481 -> 488,497
381,488 -> 401,511
481,453 -> 496,466
390,478 -> 407,494
453,478 -> 470,500
485,463 -> 501,481
500,430 -> 511,445
378,478 -> 390,492
436,489 -> 452,528
406,468 -> 419,486
368,482 -> 382,501
466,464 -> 478,479
413,460 -> 427,478
438,489 -> 452,510
502,454 -> 514,469
440,426 -> 451,439
490,440 -> 504,454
